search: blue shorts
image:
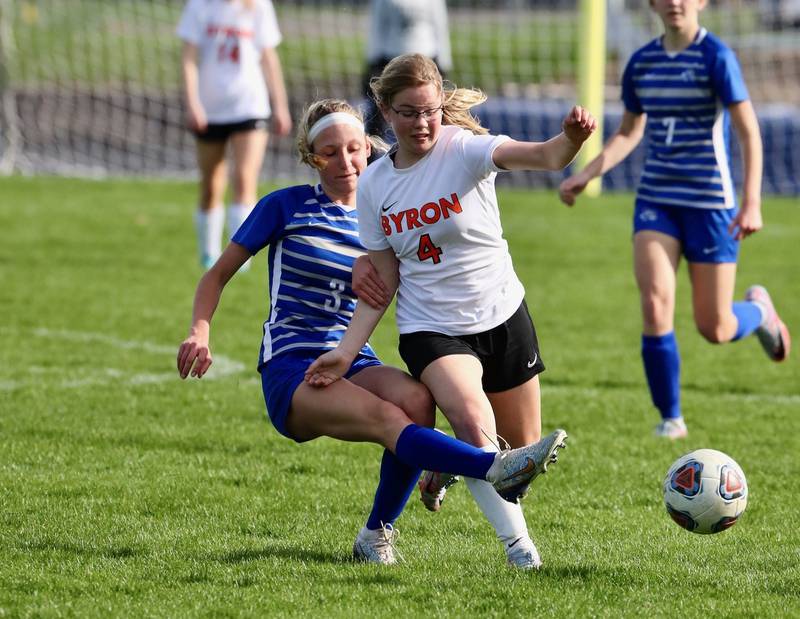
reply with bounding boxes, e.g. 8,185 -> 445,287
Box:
260,350 -> 382,442
633,202 -> 739,263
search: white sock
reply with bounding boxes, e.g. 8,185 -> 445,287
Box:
195,207 -> 224,263
227,202 -> 253,239
464,446 -> 529,547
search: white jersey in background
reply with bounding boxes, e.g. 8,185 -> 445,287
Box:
366,0 -> 452,70
176,0 -> 282,123
357,124 -> 525,336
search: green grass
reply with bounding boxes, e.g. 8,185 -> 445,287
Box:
1,176 -> 798,617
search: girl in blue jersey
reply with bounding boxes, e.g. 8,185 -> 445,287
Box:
559,0 -> 791,439
177,99 -> 567,565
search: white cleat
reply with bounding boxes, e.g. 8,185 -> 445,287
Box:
352,523 -> 402,565
654,417 -> 688,440
505,536 -> 542,570
487,429 -> 568,503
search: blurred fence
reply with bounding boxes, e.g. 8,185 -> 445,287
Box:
1,0 -> 798,193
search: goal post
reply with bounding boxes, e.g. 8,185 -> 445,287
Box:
576,0 -> 606,197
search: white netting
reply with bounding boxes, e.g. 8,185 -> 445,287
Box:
1,0 -> 798,192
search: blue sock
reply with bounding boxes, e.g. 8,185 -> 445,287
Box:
731,301 -> 764,341
394,424 -> 496,479
365,449 -> 420,530
641,332 -> 681,420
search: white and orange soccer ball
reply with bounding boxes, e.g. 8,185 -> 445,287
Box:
663,449 -> 748,534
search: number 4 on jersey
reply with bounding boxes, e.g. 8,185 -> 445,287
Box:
417,233 -> 443,264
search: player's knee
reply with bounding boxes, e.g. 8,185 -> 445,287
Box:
443,403 -> 490,444
374,399 -> 411,429
398,383 -> 435,428
641,294 -> 671,327
696,320 -> 728,344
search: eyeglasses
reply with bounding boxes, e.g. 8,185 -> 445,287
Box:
389,105 -> 443,120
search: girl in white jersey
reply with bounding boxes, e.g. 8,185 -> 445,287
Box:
559,0 -> 790,440
177,0 -> 292,269
307,53 -> 596,569
177,99 -> 566,566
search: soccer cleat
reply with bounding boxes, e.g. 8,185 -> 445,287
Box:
745,285 -> 791,362
505,536 -> 542,570
654,417 -> 688,440
487,429 -> 568,503
418,471 -> 460,512
352,523 -> 402,565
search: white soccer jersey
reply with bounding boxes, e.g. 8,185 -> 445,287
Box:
357,125 -> 525,336
176,0 -> 282,123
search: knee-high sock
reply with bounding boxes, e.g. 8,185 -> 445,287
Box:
194,207 -> 224,262
365,450 -> 421,530
463,446 -> 529,547
227,202 -> 253,239
394,424 -> 496,479
731,301 -> 764,341
641,332 -> 681,420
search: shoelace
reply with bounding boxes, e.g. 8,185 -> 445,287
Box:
378,522 -> 404,563
481,427 -> 511,458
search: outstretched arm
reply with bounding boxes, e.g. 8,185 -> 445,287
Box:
492,105 -> 597,171
177,243 -> 251,379
559,109 -> 645,206
305,248 -> 399,387
728,100 -> 763,240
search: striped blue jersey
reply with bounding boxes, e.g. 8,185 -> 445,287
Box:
232,184 -> 377,366
621,28 -> 749,209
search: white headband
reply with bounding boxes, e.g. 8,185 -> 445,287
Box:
307,112 -> 365,144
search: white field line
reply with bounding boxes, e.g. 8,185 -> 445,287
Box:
542,383 -> 800,406
0,328 -> 246,391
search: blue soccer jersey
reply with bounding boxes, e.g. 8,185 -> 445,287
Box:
232,184 -> 377,366
621,28 -> 749,210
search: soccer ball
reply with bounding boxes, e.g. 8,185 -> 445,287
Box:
663,449 -> 748,534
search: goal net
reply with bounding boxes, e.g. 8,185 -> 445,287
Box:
1,0 -> 798,193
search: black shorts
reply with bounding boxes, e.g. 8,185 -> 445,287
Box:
194,118 -> 269,142
398,300 -> 545,393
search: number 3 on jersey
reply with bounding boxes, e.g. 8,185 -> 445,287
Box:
417,233 -> 443,264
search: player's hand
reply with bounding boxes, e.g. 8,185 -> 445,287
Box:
272,109 -> 293,137
729,198 -> 763,240
177,328 -> 212,379
563,105 -> 597,146
304,349 -> 353,387
187,105 -> 207,133
352,255 -> 391,309
559,174 -> 589,206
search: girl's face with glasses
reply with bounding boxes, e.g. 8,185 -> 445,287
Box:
383,83 -> 443,166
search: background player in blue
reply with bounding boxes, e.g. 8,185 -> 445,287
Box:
559,0 -> 791,439
177,99 -> 567,565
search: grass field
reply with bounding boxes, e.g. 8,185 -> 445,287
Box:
1,176 -> 798,617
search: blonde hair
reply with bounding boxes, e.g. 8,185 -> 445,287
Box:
296,99 -> 386,169
370,53 -> 488,135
